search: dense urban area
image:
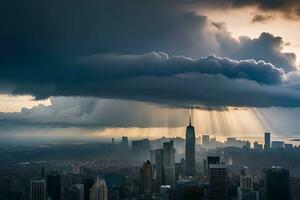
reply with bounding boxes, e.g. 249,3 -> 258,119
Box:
1,120 -> 299,200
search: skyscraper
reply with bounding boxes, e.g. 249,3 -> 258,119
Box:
142,160 -> 153,195
263,166 -> 290,200
163,140 -> 176,187
90,178 -> 108,200
204,156 -> 220,177
209,164 -> 228,200
30,179 -> 47,200
152,149 -> 164,193
163,140 -> 175,167
264,132 -> 271,150
84,178 -> 94,200
185,113 -> 195,177
237,167 -> 259,200
47,172 -> 61,200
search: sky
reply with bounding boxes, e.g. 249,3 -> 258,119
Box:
1,0 -> 300,143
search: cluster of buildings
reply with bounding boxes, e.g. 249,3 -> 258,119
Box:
28,117 -> 294,200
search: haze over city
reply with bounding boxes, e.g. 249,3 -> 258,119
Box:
1,1 -> 300,200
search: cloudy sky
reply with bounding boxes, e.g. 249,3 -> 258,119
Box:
1,0 -> 300,143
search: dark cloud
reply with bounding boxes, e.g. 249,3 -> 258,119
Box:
0,0 -> 297,71
220,32 -> 297,72
1,52 -> 300,108
0,0 -> 299,109
251,14 -> 275,23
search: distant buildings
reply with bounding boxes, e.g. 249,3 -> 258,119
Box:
90,178 -> 108,200
271,141 -> 284,149
264,132 -> 271,150
185,116 -> 195,177
121,136 -> 129,149
209,164 -> 228,200
30,179 -> 47,200
142,160 -> 153,195
131,139 -> 151,159
263,166 -> 290,200
73,163 -> 80,175
202,135 -> 210,147
253,142 -> 263,150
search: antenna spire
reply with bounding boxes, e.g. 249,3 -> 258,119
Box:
189,107 -> 192,126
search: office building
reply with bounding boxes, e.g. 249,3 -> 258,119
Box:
153,149 -> 164,188
163,140 -> 175,186
163,140 -> 175,167
185,115 -> 196,176
209,164 -> 228,200
237,188 -> 259,200
84,178 -> 94,200
142,160 -> 153,195
47,172 -> 61,200
30,179 -> 47,200
263,166 -> 289,200
205,156 -> 220,177
285,143 -> 293,150
90,178 -> 108,200
175,162 -> 184,182
264,132 -> 271,150
271,141 -> 284,149
164,165 -> 175,187
253,142 -> 263,150
160,185 -> 171,200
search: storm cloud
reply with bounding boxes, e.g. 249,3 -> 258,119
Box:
198,0 -> 300,19
1,52 -> 300,108
0,0 -> 297,70
0,0 -> 299,109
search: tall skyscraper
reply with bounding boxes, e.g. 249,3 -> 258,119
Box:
30,179 -> 47,200
162,140 -> 176,187
153,149 -> 164,192
204,156 -> 220,177
185,113 -> 195,177
47,172 -> 61,200
84,178 -> 94,200
164,165 -> 175,187
264,132 -> 271,150
142,160 -> 153,195
209,164 -> 228,200
163,140 -> 175,167
263,167 -> 289,200
90,178 -> 108,200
